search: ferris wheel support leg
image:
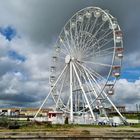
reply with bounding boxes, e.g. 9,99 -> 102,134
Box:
103,92 -> 127,124
80,64 -> 124,124
76,62 -> 109,122
34,64 -> 68,119
85,67 -> 126,124
82,66 -> 109,122
89,73 -> 126,123
70,62 -> 74,123
72,62 -> 96,122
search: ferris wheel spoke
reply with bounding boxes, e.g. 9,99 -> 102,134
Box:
83,68 -> 110,103
79,32 -> 89,51
72,63 -> 93,109
84,68 -> 105,100
76,61 -> 103,87
64,29 -> 73,54
95,51 -> 114,57
69,28 -> 75,53
74,62 -> 98,99
98,28 -> 110,36
79,19 -> 93,48
81,31 -> 113,56
82,52 -> 96,60
78,27 -> 86,51
76,63 -> 101,85
75,61 -> 109,115
82,60 -> 112,68
59,37 -> 70,54
58,49 -> 68,56
96,33 -> 113,47
58,45 -> 69,56
95,46 -> 114,54
81,64 -> 106,95
88,17 -> 98,34
94,51 -> 113,59
89,67 -> 125,121
99,29 -> 113,41
77,61 -> 106,82
80,18 -> 98,51
83,16 -> 91,33
85,70 -> 107,103
73,16 -> 84,52
81,63 -> 109,119
96,29 -> 113,45
82,48 -> 113,60
81,36 -> 96,53
82,31 -> 113,55
74,16 -> 81,51
96,27 -> 111,40
86,68 -> 125,121
78,17 -> 93,50
80,16 -> 93,49
95,38 -> 113,52
81,25 -> 92,48
77,23 -> 83,48
82,33 -> 94,50
92,20 -> 107,38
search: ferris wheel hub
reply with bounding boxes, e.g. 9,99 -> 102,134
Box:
65,55 -> 71,63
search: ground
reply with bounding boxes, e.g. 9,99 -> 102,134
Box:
0,123 -> 140,139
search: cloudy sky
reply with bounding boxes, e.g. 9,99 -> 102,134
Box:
0,0 -> 140,111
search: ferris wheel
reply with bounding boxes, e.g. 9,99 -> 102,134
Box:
35,7 -> 125,123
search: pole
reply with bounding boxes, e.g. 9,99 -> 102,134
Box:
70,61 -> 73,122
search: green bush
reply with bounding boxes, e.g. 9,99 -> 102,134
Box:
0,117 -> 9,127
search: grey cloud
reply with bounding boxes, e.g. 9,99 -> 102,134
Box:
0,0 -> 139,45
0,34 -> 50,108
0,0 -> 140,108
0,72 -> 49,107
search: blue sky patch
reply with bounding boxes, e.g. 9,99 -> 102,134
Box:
8,50 -> 26,62
0,26 -> 16,41
121,67 -> 140,81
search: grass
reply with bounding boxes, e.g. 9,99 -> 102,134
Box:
0,123 -> 140,139
109,114 -> 140,120
130,123 -> 140,128
0,116 -> 140,133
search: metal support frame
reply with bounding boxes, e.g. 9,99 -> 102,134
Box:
72,62 -> 96,122
83,66 -> 109,122
76,62 -> 109,122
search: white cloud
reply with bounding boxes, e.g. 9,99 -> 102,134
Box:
112,79 -> 140,111
0,28 -> 52,107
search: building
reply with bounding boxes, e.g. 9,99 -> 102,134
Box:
110,106 -> 126,113
0,108 -> 51,117
0,108 -> 20,116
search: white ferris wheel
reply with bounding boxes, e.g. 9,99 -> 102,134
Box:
35,7 -> 125,123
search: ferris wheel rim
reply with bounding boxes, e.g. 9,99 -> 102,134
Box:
56,7 -> 122,80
